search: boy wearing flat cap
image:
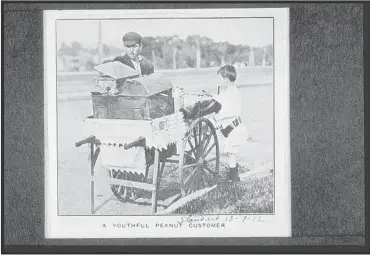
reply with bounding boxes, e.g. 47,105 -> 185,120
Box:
104,32 -> 154,76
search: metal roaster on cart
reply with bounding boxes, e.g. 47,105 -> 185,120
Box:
75,61 -> 222,214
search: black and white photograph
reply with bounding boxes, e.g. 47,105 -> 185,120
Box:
44,8 -> 290,238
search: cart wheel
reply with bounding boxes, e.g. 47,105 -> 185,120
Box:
179,117 -> 220,197
109,169 -> 146,201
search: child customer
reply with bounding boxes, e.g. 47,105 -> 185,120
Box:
212,65 -> 249,182
179,64 -> 249,182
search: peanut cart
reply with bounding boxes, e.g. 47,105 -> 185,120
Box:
75,73 -> 221,214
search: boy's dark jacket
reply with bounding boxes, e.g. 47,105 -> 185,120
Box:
105,54 -> 154,75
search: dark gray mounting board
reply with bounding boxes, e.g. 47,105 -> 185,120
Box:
2,2 -> 366,250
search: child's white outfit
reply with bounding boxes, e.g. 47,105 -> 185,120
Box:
213,85 -> 249,154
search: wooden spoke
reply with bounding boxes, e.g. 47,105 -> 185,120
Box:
184,152 -> 197,161
203,134 -> 213,153
198,167 -> 206,189
203,123 -> 209,138
183,166 -> 199,187
193,127 -> 198,148
201,170 -> 208,187
185,168 -> 199,195
193,173 -> 201,193
204,165 -> 217,176
199,122 -> 209,154
205,156 -> 216,162
187,139 -> 197,158
204,143 -> 216,158
180,118 -> 220,196
187,175 -> 195,194
188,177 -> 196,195
201,169 -> 212,186
182,162 -> 199,171
190,168 -> 202,194
198,121 -> 202,153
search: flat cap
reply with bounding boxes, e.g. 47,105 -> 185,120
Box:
122,32 -> 142,47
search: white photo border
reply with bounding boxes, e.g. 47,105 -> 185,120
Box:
44,8 -> 291,238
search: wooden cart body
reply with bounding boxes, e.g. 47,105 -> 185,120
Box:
76,73 -> 221,214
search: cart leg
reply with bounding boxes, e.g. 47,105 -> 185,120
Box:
151,149 -> 160,214
91,181 -> 95,214
157,158 -> 167,188
90,143 -> 95,215
178,139 -> 186,197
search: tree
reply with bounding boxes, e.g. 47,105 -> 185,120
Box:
228,44 -> 250,65
71,41 -> 82,55
176,42 -> 196,68
141,36 -> 156,62
265,44 -> 273,66
216,41 -> 229,66
249,47 -> 255,66
167,35 -> 182,69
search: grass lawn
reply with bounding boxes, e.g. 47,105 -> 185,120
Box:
173,174 -> 274,215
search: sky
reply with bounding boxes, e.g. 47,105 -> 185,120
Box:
56,18 -> 273,49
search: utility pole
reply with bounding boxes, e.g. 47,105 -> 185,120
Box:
152,49 -> 156,68
173,46 -> 178,69
97,20 -> 103,64
249,47 -> 255,67
262,46 -> 266,67
196,36 -> 201,69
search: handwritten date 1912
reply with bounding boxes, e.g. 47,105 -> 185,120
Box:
223,216 -> 264,222
177,215 -> 264,225
242,216 -> 264,222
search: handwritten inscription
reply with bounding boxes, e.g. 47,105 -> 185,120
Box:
241,216 -> 265,222
178,215 -> 265,224
178,215 -> 220,224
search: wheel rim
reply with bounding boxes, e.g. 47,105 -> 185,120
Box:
180,118 -> 219,196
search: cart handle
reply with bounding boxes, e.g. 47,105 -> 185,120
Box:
124,137 -> 146,150
75,136 -> 100,147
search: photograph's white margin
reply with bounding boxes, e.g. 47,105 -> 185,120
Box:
44,8 -> 291,239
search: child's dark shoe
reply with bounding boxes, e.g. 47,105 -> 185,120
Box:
228,165 -> 241,182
